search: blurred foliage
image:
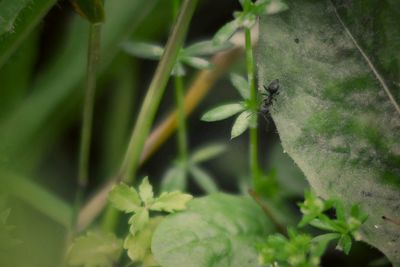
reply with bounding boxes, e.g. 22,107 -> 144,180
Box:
0,0 -> 395,266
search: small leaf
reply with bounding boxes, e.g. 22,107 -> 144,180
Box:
171,61 -> 186,76
128,207 -> 149,235
309,219 -> 337,232
337,234 -> 352,255
139,177 -> 154,205
230,73 -> 250,100
152,193 -> 274,267
265,0 -> 289,15
312,233 -> 340,257
335,200 -> 346,221
68,231 -> 122,267
213,20 -> 239,44
184,40 -> 232,56
160,163 -> 187,192
121,41 -> 164,60
150,192 -> 193,213
231,111 -> 252,139
124,217 -> 163,263
181,56 -> 213,70
190,143 -> 226,163
189,164 -> 218,193
201,103 -> 244,122
108,183 -> 141,213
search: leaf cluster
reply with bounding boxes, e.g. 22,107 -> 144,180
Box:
108,177 -> 192,265
258,191 -> 368,266
213,0 -> 288,44
298,191 -> 368,254
121,40 -> 231,76
201,73 -> 257,139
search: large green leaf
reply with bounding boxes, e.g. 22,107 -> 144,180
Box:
257,0 -> 400,265
152,193 -> 273,267
0,0 -> 57,67
0,0 -> 32,36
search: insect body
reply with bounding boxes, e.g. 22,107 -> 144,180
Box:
259,79 -> 280,120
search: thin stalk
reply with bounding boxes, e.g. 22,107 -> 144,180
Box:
118,0 -> 198,184
73,23 -> 102,232
249,189 -> 287,236
174,75 -> 188,165
100,0 -> 198,232
245,27 -> 259,187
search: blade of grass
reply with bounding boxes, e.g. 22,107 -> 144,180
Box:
0,0 -> 158,169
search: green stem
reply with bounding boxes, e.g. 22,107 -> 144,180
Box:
100,0 -> 198,232
118,0 -> 198,184
73,23 -> 102,232
245,27 -> 259,187
174,75 -> 188,165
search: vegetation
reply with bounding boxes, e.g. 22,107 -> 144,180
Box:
0,0 -> 398,266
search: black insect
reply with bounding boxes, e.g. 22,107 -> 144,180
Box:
259,79 -> 280,120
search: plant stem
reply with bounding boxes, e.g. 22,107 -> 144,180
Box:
174,75 -> 189,165
77,47 -> 242,231
118,0 -> 198,184
245,27 -> 259,187
99,0 -> 198,233
73,23 -> 102,232
248,189 -> 287,236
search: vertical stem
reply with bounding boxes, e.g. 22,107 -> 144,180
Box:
174,75 -> 188,164
73,23 -> 102,231
118,0 -> 198,184
245,27 -> 259,187
100,0 -> 198,232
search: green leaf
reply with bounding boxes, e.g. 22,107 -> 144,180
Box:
152,193 -> 274,267
160,163 -> 187,192
0,0 -> 57,67
139,177 -> 154,205
201,103 -> 244,122
171,61 -> 186,76
0,0 -> 157,169
71,0 -> 105,23
68,231 -> 122,267
257,0 -> 400,263
128,207 -> 149,235
312,233 -> 340,257
150,192 -> 192,213
121,41 -> 164,60
309,219 -> 337,232
189,164 -> 218,193
181,56 -> 212,70
230,73 -> 250,100
183,40 -> 232,56
190,143 -> 226,163
124,217 -> 163,264
231,111 -> 252,139
0,0 -> 32,36
108,183 -> 141,213
213,20 -> 238,44
337,234 -> 352,255
253,0 -> 288,16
